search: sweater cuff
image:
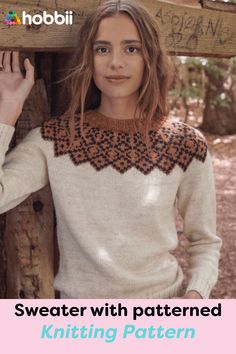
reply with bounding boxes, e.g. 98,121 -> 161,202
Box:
0,123 -> 15,151
186,275 -> 213,299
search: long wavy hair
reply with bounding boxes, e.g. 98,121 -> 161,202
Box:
58,0 -> 172,148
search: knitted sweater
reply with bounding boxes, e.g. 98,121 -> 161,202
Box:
0,110 -> 222,299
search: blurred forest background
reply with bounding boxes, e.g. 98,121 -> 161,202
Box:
158,0 -> 235,299
164,0 -> 236,299
170,55 -> 236,298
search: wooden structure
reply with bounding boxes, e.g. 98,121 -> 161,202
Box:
0,0 -> 236,298
0,0 -> 236,57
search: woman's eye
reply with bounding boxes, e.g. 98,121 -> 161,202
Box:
95,47 -> 109,54
126,46 -> 140,54
94,46 -> 141,55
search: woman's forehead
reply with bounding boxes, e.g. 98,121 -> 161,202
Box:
95,13 -> 140,41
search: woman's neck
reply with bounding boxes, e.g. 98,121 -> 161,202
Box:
97,97 -> 141,120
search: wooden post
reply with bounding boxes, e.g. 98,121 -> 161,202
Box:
3,55 -> 55,298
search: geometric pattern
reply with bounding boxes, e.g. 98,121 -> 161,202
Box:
3,11 -> 21,26
40,110 -> 208,175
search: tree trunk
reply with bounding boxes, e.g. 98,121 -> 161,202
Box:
201,59 -> 236,135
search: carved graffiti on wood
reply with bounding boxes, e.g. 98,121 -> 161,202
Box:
155,6 -> 234,53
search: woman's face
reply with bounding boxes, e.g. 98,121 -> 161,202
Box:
92,13 -> 145,102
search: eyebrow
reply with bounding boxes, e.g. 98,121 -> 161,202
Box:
93,40 -> 141,45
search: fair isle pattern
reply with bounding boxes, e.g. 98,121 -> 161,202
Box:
40,111 -> 208,175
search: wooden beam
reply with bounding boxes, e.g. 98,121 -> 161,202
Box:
200,0 -> 236,13
0,0 -> 236,57
145,0 -> 236,57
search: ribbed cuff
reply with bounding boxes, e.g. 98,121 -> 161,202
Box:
186,275 -> 213,299
0,123 -> 15,151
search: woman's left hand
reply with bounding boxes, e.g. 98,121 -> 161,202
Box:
174,290 -> 203,299
182,290 -> 203,299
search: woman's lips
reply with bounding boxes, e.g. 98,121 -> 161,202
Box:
105,76 -> 130,83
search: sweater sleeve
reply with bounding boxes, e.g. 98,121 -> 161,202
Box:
0,122 -> 49,214
176,149 -> 222,298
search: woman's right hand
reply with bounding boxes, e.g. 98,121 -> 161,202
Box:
0,51 -> 35,126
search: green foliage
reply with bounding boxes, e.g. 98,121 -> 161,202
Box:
210,94 -> 232,109
170,56 -> 236,113
184,57 -> 204,69
204,58 -> 236,109
170,56 -> 205,103
204,59 -> 225,79
170,85 -> 203,101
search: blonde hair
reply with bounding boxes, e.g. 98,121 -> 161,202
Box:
58,0 -> 172,148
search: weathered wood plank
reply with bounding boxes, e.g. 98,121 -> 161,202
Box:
200,0 -> 236,13
0,0 -> 97,51
4,70 -> 55,299
146,0 -> 236,57
0,0 -> 236,57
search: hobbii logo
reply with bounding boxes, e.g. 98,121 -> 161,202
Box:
22,10 -> 73,25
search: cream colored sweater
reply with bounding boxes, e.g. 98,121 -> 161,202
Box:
0,111 -> 222,299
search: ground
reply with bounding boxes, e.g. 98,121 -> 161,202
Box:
172,105 -> 236,298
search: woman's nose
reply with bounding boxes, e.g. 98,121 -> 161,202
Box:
109,50 -> 124,69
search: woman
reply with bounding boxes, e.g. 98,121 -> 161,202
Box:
0,0 -> 221,299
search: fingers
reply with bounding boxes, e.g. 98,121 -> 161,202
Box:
12,51 -> 21,73
24,57 -> 35,83
0,51 -> 3,69
0,51 -> 17,72
0,51 -> 33,76
21,58 -> 35,97
0,50 -> 35,96
2,51 -> 11,72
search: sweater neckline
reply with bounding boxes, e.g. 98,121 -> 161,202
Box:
83,110 -> 166,133
41,112 -> 208,175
